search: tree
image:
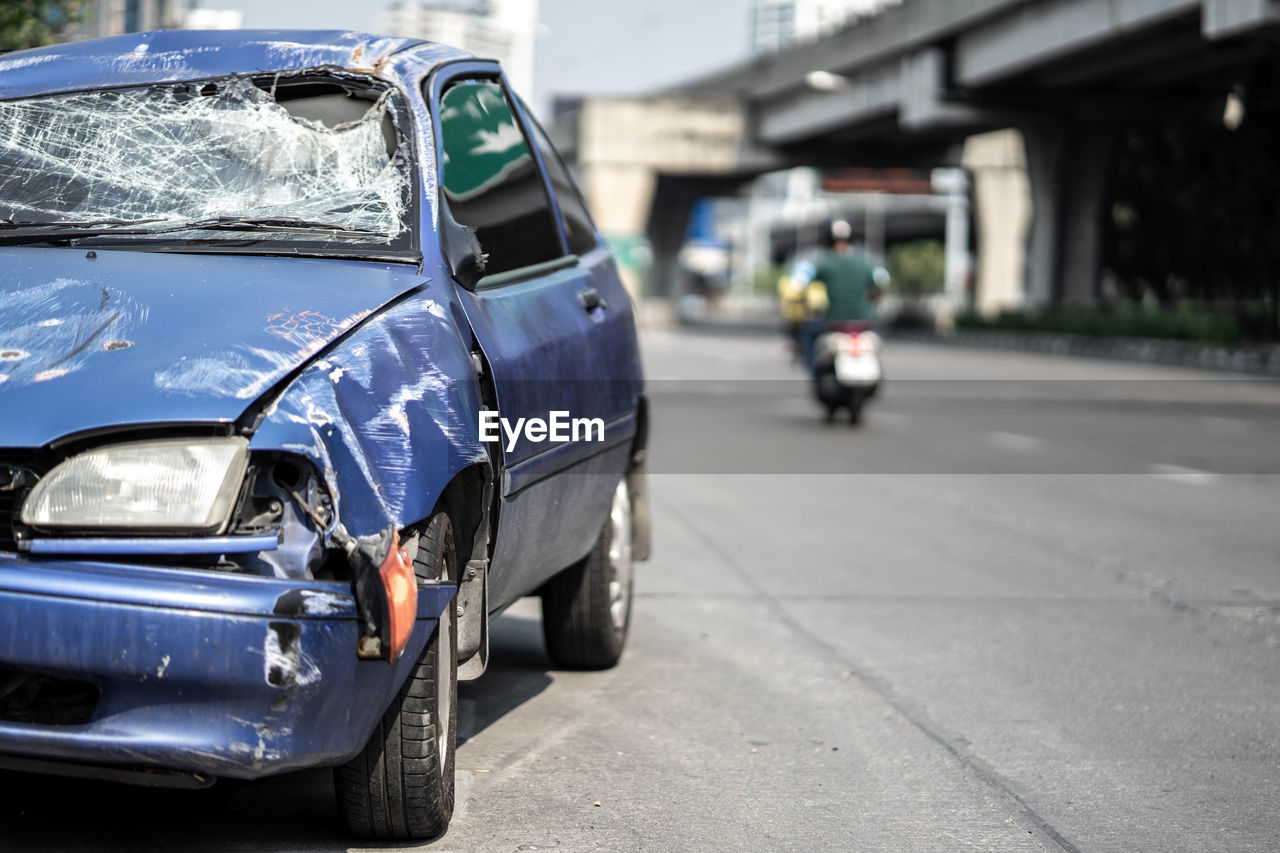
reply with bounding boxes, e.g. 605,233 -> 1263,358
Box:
887,239 -> 945,296
0,1 -> 86,52
1103,54 -> 1280,339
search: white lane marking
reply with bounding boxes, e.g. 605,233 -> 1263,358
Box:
1148,463 -> 1221,486
986,431 -> 1043,453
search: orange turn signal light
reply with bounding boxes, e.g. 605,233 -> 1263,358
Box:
379,541 -> 418,662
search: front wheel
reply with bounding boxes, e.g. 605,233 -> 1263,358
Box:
541,477 -> 635,669
847,393 -> 866,425
334,512 -> 457,840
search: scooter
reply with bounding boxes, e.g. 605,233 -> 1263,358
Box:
812,321 -> 882,424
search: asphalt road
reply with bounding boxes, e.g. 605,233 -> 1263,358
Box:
4,328 -> 1279,851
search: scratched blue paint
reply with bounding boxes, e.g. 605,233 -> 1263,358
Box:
250,286 -> 490,539
0,552 -> 452,778
0,247 -> 422,447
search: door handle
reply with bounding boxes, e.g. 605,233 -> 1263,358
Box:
578,287 -> 606,312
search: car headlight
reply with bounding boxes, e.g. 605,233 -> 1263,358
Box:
21,437 -> 250,533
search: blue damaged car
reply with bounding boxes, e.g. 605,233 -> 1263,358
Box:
0,29 -> 649,840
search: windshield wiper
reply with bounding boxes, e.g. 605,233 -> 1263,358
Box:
0,217 -> 166,231
0,216 -> 383,238
158,216 -> 384,236
0,213 -> 384,244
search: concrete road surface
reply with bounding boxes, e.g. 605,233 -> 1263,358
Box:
3,328 -> 1278,851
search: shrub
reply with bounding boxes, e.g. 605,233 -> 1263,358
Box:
887,240 -> 945,295
956,305 -> 1242,346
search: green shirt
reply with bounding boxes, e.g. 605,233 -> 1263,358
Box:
815,250 -> 877,322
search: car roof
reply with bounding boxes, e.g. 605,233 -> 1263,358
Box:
0,29 -> 467,99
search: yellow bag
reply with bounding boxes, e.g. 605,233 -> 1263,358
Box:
805,280 -> 829,315
778,275 -> 811,323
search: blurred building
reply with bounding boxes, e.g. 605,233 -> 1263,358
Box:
183,8 -> 244,29
76,0 -> 189,38
551,94 -> 749,298
742,0 -> 919,308
553,0 -> 923,302
379,0 -> 538,99
750,0 -> 901,53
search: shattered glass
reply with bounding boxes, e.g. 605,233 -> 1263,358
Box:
0,77 -> 410,242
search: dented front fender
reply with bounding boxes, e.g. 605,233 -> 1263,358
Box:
249,284 -> 489,540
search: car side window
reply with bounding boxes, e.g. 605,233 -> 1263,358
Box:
439,78 -> 562,276
522,108 -> 601,257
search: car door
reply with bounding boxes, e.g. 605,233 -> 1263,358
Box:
427,67 -> 640,611
515,99 -> 645,429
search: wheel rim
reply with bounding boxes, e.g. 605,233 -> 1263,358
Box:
607,478 -> 634,632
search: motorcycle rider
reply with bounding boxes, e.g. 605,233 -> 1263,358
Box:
801,219 -> 883,371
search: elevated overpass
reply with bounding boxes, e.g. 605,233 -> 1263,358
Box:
561,0 -> 1280,306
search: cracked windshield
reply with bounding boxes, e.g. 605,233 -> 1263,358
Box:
0,77 -> 409,244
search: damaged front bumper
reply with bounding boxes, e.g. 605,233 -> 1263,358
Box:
0,552 -> 454,782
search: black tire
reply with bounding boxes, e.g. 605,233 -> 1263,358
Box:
335,512 -> 458,840
541,478 -> 634,670
847,395 -> 865,425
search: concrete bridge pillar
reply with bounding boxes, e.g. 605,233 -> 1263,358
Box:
1059,124 -> 1113,306
644,176 -> 699,300
1021,122 -> 1063,311
1021,121 -> 1113,308
963,130 -> 1031,318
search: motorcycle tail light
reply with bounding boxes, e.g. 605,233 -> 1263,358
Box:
842,334 -> 868,357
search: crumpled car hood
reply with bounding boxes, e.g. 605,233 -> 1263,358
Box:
0,247 -> 425,448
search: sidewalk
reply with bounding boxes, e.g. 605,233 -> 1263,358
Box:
637,298 -> 1280,376
894,329 -> 1280,378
